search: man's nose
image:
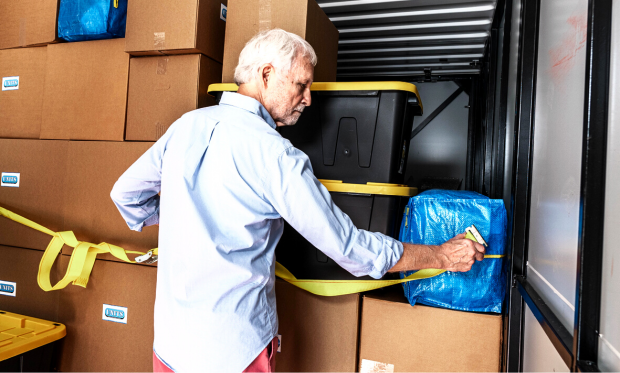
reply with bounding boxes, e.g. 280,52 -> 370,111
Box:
302,87 -> 312,107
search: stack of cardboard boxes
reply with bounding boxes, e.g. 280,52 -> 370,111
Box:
0,1 -> 225,371
0,1 -> 503,372
0,0 -> 341,371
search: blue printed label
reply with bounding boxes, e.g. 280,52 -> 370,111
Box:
1,173 -> 20,187
2,76 -> 19,91
102,304 -> 128,324
0,280 -> 17,297
105,308 -> 125,319
220,4 -> 227,21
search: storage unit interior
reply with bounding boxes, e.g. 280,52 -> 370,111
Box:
318,0 -> 619,371
2,0 -> 618,371
314,0 -> 515,367
319,0 -> 500,198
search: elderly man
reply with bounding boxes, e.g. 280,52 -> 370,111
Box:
111,29 -> 484,372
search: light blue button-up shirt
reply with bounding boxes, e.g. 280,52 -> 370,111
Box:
111,92 -> 403,372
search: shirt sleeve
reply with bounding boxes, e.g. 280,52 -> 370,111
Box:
110,127 -> 174,232
262,146 -> 404,279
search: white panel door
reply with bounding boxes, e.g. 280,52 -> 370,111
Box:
523,307 -> 570,372
599,0 -> 620,370
527,0 -> 589,332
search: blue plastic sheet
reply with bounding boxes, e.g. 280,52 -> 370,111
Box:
58,0 -> 128,42
399,190 -> 508,313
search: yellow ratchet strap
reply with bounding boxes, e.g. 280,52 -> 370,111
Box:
0,206 -> 504,296
275,262 -> 446,296
0,206 -> 148,291
275,244 -> 504,296
114,0 -> 119,8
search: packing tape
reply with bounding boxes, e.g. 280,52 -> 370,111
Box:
154,32 -> 166,49
258,0 -> 272,32
157,58 -> 168,75
0,205 -> 503,296
19,19 -> 26,47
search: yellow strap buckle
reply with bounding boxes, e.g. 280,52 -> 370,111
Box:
135,249 -> 158,264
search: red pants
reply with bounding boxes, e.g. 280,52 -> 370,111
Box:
153,337 -> 278,372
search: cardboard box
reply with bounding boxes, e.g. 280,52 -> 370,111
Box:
61,141 -> 158,264
56,255 -> 156,372
0,245 -> 60,322
222,0 -> 338,83
275,279 -> 359,372
0,1 -> 59,50
359,292 -> 503,372
125,0 -> 227,62
0,139 -> 69,251
40,38 -> 130,141
125,54 -> 221,141
0,47 -> 47,139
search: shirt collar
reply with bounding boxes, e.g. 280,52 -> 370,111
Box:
219,92 -> 277,129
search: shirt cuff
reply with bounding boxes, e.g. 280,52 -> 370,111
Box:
129,209 -> 159,232
144,212 -> 160,227
367,238 -> 404,279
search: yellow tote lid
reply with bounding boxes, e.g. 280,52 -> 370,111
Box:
319,180 -> 417,197
207,82 -> 422,109
208,83 -> 238,94
0,311 -> 66,361
311,81 -> 418,95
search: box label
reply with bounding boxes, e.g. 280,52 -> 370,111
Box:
220,4 -> 227,21
360,359 -> 394,373
1,172 -> 20,187
2,76 -> 19,91
0,280 -> 17,297
276,334 -> 281,352
102,304 -> 128,324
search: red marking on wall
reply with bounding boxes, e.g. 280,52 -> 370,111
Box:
548,12 -> 588,81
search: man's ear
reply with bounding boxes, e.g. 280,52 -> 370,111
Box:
260,63 -> 274,88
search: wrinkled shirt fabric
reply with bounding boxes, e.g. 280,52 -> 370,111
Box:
110,92 -> 403,372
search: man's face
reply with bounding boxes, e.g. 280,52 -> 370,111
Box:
264,55 -> 314,127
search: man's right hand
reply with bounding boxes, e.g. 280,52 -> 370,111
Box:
388,233 -> 486,273
431,233 -> 485,272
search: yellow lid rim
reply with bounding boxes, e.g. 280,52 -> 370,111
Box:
207,82 -> 422,109
319,179 -> 417,197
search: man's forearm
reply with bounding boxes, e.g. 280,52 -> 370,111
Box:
387,235 -> 486,273
387,243 -> 442,272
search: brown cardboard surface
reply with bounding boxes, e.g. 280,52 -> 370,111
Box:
0,47 -> 47,139
359,294 -> 503,372
303,0 -> 339,83
56,255 -> 156,372
222,0 -> 338,83
0,245 -> 60,322
0,0 -> 59,50
125,54 -> 221,141
0,139 -> 69,251
275,279 -> 359,372
61,141 -> 158,264
40,38 -> 129,141
125,0 -> 226,62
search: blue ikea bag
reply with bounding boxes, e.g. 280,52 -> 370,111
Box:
399,190 -> 508,313
58,0 -> 128,42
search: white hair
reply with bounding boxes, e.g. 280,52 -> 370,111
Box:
234,29 -> 318,85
